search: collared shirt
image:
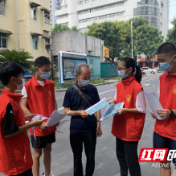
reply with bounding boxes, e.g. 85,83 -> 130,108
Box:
63,83 -> 100,132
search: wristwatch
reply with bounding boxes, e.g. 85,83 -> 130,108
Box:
169,110 -> 175,118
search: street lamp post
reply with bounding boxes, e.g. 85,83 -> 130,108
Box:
131,20 -> 133,59
50,48 -> 54,81
15,0 -> 20,51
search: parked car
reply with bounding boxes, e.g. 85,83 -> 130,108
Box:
141,68 -> 147,76
156,67 -> 162,73
142,67 -> 157,74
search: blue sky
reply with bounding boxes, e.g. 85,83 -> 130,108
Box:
169,0 -> 176,28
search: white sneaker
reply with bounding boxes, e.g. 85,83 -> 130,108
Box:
49,173 -> 55,176
42,172 -> 55,176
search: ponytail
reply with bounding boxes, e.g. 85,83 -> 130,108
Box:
120,57 -> 142,83
135,65 -> 142,83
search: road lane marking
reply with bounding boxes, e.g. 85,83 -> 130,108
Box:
57,89 -> 116,111
99,89 -> 116,95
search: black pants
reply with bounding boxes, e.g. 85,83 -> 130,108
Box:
116,137 -> 141,176
70,130 -> 97,176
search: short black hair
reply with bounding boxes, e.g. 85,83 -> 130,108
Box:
0,61 -> 24,85
157,43 -> 176,55
35,56 -> 51,68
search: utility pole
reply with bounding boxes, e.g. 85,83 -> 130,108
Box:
15,0 -> 20,51
50,48 -> 54,81
131,20 -> 133,59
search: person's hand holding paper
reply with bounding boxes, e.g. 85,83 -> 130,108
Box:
145,92 -> 167,120
25,114 -> 38,121
156,109 -> 171,119
117,108 -> 125,115
106,97 -> 116,104
150,110 -> 156,119
40,122 -> 50,131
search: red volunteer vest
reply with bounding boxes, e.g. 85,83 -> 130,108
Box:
0,89 -> 33,175
154,72 -> 176,139
112,76 -> 146,141
25,76 -> 56,137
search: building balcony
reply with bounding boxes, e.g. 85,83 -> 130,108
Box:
55,8 -> 68,16
78,6 -> 125,20
43,22 -> 51,32
77,0 -> 125,11
56,18 -> 69,24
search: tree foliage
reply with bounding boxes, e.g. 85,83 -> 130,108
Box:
0,49 -> 33,68
123,17 -> 163,59
166,18 -> 176,45
52,24 -> 79,33
71,26 -> 80,32
86,17 -> 164,62
52,24 -> 70,33
86,21 -> 131,62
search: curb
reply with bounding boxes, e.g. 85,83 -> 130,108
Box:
0,80 -> 120,93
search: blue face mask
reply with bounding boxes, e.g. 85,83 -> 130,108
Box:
159,56 -> 174,72
40,71 -> 51,79
118,70 -> 128,79
80,80 -> 90,87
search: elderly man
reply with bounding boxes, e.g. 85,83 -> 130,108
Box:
63,63 -> 102,176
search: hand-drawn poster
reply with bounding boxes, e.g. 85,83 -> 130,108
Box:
63,59 -> 87,80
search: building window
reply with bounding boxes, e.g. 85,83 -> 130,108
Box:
145,0 -> 148,4
31,6 -> 37,20
0,1 -> 5,16
0,33 -> 7,48
32,36 -> 38,50
78,2 -> 124,16
91,7 -> 99,13
154,8 -> 157,15
45,38 -> 50,44
100,6 -> 107,11
45,12 -> 50,24
108,4 -> 115,9
109,13 -> 115,18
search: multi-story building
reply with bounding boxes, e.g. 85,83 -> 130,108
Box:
50,0 -> 60,28
0,0 -> 51,60
55,0 -> 169,39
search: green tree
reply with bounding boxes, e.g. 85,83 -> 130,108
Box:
71,26 -> 80,32
86,17 -> 164,62
123,17 -> 163,59
166,19 -> 176,45
86,21 -> 131,62
52,24 -> 70,33
52,24 -> 80,33
0,49 -> 33,68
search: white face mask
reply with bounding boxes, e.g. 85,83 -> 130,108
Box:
14,78 -> 24,90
